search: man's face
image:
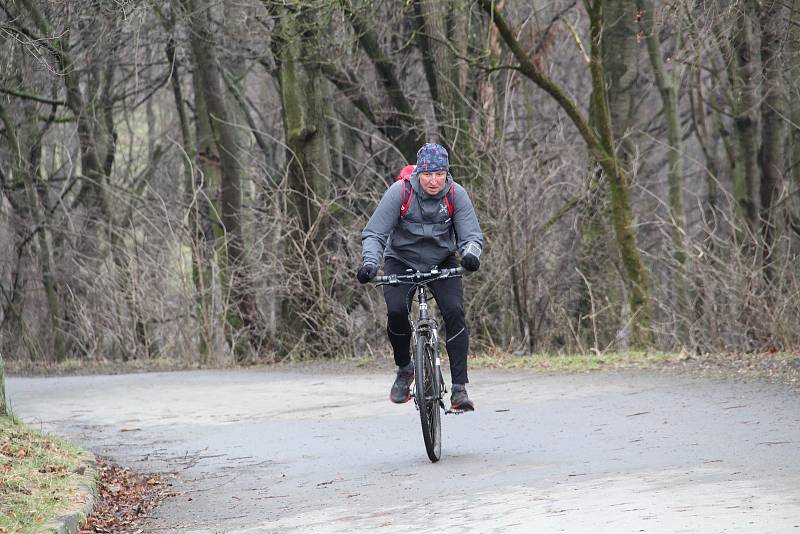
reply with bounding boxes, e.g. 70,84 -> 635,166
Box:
419,170 -> 447,196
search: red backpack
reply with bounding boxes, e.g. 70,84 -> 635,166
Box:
396,165 -> 455,219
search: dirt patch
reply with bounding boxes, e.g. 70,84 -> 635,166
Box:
80,457 -> 173,534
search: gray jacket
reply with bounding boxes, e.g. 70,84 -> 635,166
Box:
362,173 -> 483,272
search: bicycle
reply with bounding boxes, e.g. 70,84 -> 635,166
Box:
373,266 -> 464,462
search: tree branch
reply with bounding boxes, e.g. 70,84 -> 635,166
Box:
0,87 -> 65,106
476,0 -> 600,152
338,0 -> 423,160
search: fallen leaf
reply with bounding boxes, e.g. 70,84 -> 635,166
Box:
78,457 -> 170,534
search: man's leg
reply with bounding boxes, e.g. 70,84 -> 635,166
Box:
430,275 -> 469,385
431,259 -> 474,410
382,258 -> 415,367
383,258 -> 416,403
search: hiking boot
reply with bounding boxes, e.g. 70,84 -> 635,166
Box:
450,384 -> 474,411
390,362 -> 414,403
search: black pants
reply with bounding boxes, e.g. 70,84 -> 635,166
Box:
383,256 -> 469,385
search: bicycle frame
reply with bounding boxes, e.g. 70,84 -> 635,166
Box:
412,284 -> 444,408
373,266 -> 463,462
411,285 -> 447,409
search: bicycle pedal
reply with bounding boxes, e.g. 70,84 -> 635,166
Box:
445,408 -> 465,415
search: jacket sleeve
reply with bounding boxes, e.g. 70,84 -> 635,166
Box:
361,181 -> 404,266
453,184 -> 484,258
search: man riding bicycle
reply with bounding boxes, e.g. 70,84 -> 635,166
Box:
356,143 -> 484,411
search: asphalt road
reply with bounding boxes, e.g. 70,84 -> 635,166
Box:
7,367 -> 800,533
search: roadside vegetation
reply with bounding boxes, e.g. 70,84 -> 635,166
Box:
3,0 -> 800,378
7,349 -> 799,390
0,417 -> 89,534
470,350 -> 800,388
469,351 -> 680,373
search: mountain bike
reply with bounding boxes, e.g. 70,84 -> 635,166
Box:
374,267 -> 463,462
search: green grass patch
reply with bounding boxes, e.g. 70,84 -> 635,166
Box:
0,417 -> 90,534
469,351 -> 681,373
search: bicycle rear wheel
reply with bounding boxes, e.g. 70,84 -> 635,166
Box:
415,332 -> 441,462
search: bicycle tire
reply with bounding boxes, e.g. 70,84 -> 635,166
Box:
415,331 -> 442,462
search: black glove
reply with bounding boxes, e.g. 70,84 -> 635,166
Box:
460,253 -> 480,272
356,263 -> 378,284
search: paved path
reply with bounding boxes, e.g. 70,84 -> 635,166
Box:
7,368 -> 800,533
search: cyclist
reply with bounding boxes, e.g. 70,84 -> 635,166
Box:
356,143 -> 483,411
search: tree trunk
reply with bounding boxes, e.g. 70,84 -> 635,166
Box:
791,1 -> 800,239
593,0 -> 640,349
637,0 -> 689,333
603,0 -> 639,156
498,165 -> 531,351
325,78 -> 345,183
0,101 -> 65,361
163,10 -> 215,361
182,6 -> 223,363
272,1 -> 335,353
338,0 -> 423,162
476,0 -> 503,146
759,0 -> 788,281
187,0 -> 264,360
576,164 -> 618,350
588,2 -> 653,348
687,53 -> 724,345
688,63 -> 720,232
729,0 -> 760,234
412,0 -> 478,177
0,352 -> 6,416
18,0 -> 110,254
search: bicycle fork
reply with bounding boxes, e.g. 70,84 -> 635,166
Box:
414,285 -> 446,409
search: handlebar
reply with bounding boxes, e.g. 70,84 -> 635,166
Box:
373,267 -> 463,286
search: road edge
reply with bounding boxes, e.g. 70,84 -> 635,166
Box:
40,449 -> 98,534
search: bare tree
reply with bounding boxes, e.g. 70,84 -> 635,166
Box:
758,0 -> 789,280
729,0 -> 761,233
637,0 -> 689,325
478,0 -> 654,348
186,0 -> 265,360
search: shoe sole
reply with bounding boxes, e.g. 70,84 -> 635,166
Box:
450,402 -> 475,412
390,382 -> 414,404
390,392 -> 412,404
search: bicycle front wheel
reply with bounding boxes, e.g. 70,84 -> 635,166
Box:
415,332 -> 442,462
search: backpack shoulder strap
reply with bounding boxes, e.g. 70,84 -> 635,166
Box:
444,183 -> 455,219
399,178 -> 414,217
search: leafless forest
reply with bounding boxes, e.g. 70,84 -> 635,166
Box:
1,0 -> 799,373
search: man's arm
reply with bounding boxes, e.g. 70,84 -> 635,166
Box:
453,183 -> 484,259
361,181 -> 404,266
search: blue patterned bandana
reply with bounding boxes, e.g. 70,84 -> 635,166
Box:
415,143 -> 449,173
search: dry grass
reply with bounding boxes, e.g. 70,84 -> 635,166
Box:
0,417 -> 89,534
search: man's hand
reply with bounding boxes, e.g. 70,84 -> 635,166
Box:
356,263 -> 378,284
460,253 -> 480,272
